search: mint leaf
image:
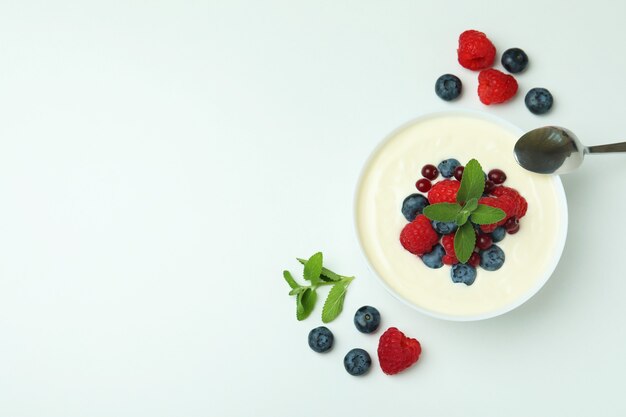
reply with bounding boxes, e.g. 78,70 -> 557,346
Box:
423,203 -> 462,222
283,270 -> 299,289
456,159 -> 485,204
297,258 -> 344,282
463,197 -> 478,212
456,210 -> 471,226
471,204 -> 507,225
289,287 -> 305,296
321,278 -> 353,323
303,252 -> 323,284
454,222 -> 476,264
296,288 -> 316,320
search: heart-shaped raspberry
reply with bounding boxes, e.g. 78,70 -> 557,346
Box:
477,68 -> 518,105
377,327 -> 422,375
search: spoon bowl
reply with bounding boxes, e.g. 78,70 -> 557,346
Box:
514,126 -> 626,174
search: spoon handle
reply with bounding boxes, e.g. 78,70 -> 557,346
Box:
587,141 -> 626,154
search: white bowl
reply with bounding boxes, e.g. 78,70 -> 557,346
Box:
354,110 -> 568,321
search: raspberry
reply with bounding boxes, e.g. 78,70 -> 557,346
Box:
479,196 -> 517,232
477,69 -> 518,105
492,186 -> 528,218
377,327 -> 421,375
442,254 -> 459,265
427,180 -> 460,204
399,215 -> 439,256
457,30 -> 496,71
441,234 -> 455,255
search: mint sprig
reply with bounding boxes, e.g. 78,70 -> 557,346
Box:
422,159 -> 506,263
283,252 -> 355,323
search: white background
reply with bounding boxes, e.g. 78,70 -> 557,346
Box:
1,1 -> 626,416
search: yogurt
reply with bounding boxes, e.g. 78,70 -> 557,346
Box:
355,112 -> 567,320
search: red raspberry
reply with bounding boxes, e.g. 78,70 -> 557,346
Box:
479,196 -> 516,232
377,327 -> 421,375
443,254 -> 459,265
399,215 -> 439,256
441,234 -> 455,255
492,186 -> 528,218
427,180 -> 460,204
477,69 -> 518,105
457,30 -> 496,71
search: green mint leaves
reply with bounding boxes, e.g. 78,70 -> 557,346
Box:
422,159 -> 506,263
283,252 -> 355,323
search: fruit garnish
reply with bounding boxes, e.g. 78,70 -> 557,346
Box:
457,30 -> 496,70
308,326 -> 334,353
477,68 -> 518,105
399,215 -> 440,256
501,47 -> 529,74
525,87 -> 554,115
422,159 -> 506,263
344,348 -> 371,376
377,327 -> 421,375
354,305 -> 381,334
282,252 -> 355,323
435,74 -> 462,101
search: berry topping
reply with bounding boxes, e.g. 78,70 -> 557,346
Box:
421,164 -> 439,180
377,327 -> 421,375
401,193 -> 430,222
421,244 -> 445,269
488,169 -> 507,184
468,252 -> 481,268
484,180 -> 496,194
491,226 -> 506,243
438,158 -> 461,178
435,74 -> 462,101
457,30 -> 496,71
428,179 -> 460,204
477,69 -> 518,105
476,234 -> 493,250
308,326 -> 334,353
442,254 -> 459,265
399,214 -> 440,256
354,306 -> 381,334
344,348 -> 371,376
451,263 -> 477,285
525,87 -> 554,115
501,48 -> 529,74
479,245 -> 505,271
431,220 -> 458,235
453,165 -> 465,181
415,178 -> 432,192
492,186 -> 528,218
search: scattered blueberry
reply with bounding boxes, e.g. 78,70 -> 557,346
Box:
432,220 -> 458,235
401,193 -> 430,222
354,306 -> 381,334
344,348 -> 371,376
450,264 -> 477,285
525,88 -> 553,115
491,226 -> 506,243
308,326 -> 334,353
435,74 -> 462,101
501,48 -> 529,74
438,159 -> 461,178
421,244 -> 445,269
479,245 -> 505,271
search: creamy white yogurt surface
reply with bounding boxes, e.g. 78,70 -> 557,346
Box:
355,112 -> 567,320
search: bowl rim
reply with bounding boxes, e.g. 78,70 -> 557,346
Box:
353,109 -> 569,321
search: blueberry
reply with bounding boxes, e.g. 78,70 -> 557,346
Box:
308,326 -> 334,353
432,220 -> 458,235
421,244 -> 445,269
344,348 -> 371,376
401,193 -> 429,222
451,264 -> 477,285
438,159 -> 461,178
435,74 -> 462,101
491,226 -> 506,243
501,48 -> 529,74
479,245 -> 505,271
525,88 -> 553,115
354,306 -> 381,334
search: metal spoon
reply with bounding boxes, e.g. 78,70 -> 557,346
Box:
514,126 -> 626,174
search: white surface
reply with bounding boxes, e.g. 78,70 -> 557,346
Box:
1,1 -> 625,416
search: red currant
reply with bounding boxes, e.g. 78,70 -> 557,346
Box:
421,164 -> 439,180
484,180 -> 495,194
453,166 -> 465,181
504,217 -> 519,232
468,252 -> 480,267
415,178 -> 432,192
507,223 -> 520,234
488,169 -> 507,184
476,234 -> 493,250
